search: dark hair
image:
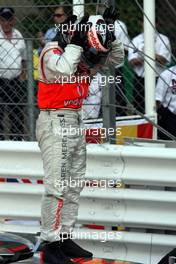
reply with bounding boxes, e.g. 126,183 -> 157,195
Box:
0,7 -> 15,19
54,5 -> 71,17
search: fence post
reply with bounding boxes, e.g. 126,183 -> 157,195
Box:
26,39 -> 35,141
144,0 -> 157,139
98,0 -> 116,143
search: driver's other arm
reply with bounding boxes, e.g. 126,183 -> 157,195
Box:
106,38 -> 125,68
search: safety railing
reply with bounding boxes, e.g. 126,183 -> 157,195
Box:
0,141 -> 176,264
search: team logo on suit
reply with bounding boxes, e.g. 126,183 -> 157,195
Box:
77,84 -> 84,97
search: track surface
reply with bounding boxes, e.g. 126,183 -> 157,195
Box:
13,254 -> 141,264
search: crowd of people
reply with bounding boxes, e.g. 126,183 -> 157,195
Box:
0,5 -> 175,140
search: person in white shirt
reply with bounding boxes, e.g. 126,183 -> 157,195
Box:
114,20 -> 130,53
82,72 -> 102,119
84,12 -> 128,118
0,7 -> 27,140
128,29 -> 171,113
114,19 -> 130,116
156,65 -> 176,140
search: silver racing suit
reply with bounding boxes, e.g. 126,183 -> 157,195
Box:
36,109 -> 86,242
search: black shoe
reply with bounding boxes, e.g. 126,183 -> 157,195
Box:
157,248 -> 176,264
42,241 -> 74,264
60,238 -> 93,259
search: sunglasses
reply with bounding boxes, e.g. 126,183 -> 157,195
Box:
53,13 -> 65,18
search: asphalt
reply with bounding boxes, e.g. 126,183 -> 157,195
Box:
13,256 -> 142,264
13,254 -> 39,264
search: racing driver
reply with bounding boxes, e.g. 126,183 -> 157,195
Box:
36,7 -> 124,264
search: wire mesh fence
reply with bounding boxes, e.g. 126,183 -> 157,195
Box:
0,0 -> 175,141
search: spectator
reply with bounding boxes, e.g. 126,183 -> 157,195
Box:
114,19 -> 130,116
88,1 -> 129,119
128,25 -> 171,113
82,72 -> 102,119
33,31 -> 45,81
0,7 -> 27,140
90,19 -> 129,118
44,6 -> 68,43
156,65 -> 176,140
114,19 -> 130,54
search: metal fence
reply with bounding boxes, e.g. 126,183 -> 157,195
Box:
0,0 -> 175,141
